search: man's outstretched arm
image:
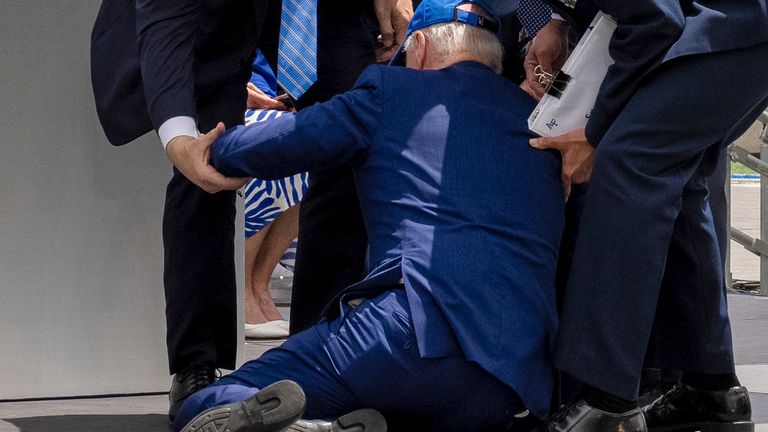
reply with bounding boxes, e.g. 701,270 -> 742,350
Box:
211,67 -> 385,180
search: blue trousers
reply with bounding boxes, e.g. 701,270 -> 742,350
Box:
555,41 -> 768,401
175,290 -> 525,432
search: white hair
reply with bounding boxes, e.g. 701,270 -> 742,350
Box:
402,21 -> 504,74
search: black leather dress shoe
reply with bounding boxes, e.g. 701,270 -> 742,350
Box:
169,363 -> 217,421
642,383 -> 754,432
540,400 -> 647,432
286,409 -> 387,431
638,380 -> 679,408
180,380 -> 307,432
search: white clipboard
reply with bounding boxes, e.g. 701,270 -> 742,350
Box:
528,12 -> 617,137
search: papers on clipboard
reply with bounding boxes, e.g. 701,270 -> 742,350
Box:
528,12 -> 617,137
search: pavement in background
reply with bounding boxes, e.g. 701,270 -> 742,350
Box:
731,183 -> 762,283
0,184 -> 766,431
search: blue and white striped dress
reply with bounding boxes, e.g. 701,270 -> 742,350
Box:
242,52 -> 309,271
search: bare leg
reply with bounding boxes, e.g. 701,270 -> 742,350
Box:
245,204 -> 301,324
244,223 -> 272,324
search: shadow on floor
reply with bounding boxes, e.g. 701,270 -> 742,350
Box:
4,414 -> 170,432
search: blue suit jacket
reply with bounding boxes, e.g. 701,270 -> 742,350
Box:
543,0 -> 768,145
212,62 -> 565,418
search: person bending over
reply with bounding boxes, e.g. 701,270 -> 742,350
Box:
171,1 -> 565,431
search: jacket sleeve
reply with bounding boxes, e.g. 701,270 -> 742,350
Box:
135,0 -> 199,129
585,1 -> 685,146
211,66 -> 385,179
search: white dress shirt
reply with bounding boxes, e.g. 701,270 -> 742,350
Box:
158,116 -> 198,149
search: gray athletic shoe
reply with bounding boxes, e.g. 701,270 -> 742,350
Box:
286,409 -> 387,432
180,380 -> 306,432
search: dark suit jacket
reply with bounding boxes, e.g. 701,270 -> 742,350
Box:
543,0 -> 768,146
210,62 -> 566,419
90,0 -> 273,145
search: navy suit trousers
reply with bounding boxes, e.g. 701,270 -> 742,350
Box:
174,290 -> 526,432
555,41 -> 768,400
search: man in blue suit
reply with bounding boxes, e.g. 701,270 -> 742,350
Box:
522,1 -> 768,431
169,1 -> 565,431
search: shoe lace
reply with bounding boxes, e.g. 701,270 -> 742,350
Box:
643,379 -> 677,396
645,382 -> 685,413
546,402 -> 583,430
641,380 -> 678,406
182,365 -> 217,393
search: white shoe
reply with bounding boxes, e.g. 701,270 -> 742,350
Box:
244,320 -> 289,339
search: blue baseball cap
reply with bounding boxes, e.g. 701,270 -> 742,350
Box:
388,0 -> 501,66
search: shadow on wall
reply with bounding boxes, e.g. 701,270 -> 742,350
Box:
4,415 -> 170,432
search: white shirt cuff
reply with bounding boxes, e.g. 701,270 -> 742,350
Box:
158,116 -> 198,149
552,12 -> 564,21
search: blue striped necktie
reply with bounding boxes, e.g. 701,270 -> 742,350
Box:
278,0 -> 318,100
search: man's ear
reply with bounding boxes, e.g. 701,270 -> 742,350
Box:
407,31 -> 428,70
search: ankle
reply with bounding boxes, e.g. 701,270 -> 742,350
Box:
245,304 -> 270,324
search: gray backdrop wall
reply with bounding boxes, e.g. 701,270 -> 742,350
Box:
0,1 -> 244,399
